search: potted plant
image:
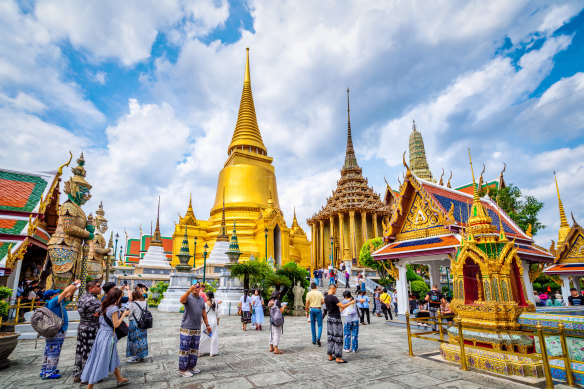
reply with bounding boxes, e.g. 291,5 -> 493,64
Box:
0,287 -> 19,369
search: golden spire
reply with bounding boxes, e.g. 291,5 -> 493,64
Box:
217,187 -> 229,242
343,87 -> 359,170
555,171 -> 570,246
467,150 -> 494,235
408,120 -> 433,181
292,206 -> 299,228
151,196 -> 163,247
227,47 -> 267,156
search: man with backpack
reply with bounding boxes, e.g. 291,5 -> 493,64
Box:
36,280 -> 80,379
425,284 -> 445,331
73,281 -> 102,382
269,291 -> 286,354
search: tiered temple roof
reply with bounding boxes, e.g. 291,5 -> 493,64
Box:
308,90 -> 390,222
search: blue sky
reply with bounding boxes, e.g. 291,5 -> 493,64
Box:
1,0 -> 583,249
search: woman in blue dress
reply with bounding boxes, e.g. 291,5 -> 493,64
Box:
81,288 -> 131,388
251,289 -> 264,330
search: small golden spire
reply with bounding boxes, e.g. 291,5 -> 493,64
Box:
245,47 -> 250,83
439,168 -> 444,186
151,196 -> 163,247
447,170 -> 452,188
217,187 -> 229,241
555,171 -> 571,246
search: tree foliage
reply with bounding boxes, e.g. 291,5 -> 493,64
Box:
481,184 -> 545,235
231,260 -> 264,290
359,237 -> 386,275
411,280 -> 429,298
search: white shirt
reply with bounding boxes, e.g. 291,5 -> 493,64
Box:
240,295 -> 252,311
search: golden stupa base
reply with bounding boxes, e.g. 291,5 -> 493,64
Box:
440,343 -> 544,378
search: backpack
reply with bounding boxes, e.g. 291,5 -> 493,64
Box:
30,305 -> 64,347
430,291 -> 440,303
132,302 -> 153,329
270,301 -> 284,327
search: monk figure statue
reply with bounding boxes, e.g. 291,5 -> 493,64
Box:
87,202 -> 111,282
45,153 -> 94,289
293,281 -> 304,313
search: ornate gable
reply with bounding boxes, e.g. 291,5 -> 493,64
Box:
557,223 -> 584,264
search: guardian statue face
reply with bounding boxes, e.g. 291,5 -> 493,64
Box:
99,220 -> 108,233
71,184 -> 92,205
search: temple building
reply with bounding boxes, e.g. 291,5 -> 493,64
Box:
307,90 -> 390,269
172,48 -> 311,269
543,173 -> 584,300
0,159 -> 68,295
372,157 -> 554,317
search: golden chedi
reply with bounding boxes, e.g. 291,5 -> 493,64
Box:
172,48 -> 310,269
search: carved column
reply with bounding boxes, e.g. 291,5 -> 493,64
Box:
329,215 -> 335,266
319,220 -> 325,269
373,212 -> 378,238
361,211 -> 368,244
310,223 -> 316,271
338,213 -> 344,261
349,211 -> 356,260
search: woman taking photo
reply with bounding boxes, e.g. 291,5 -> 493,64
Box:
238,289 -> 252,331
127,287 -> 149,363
199,291 -> 220,356
81,288 -> 131,388
251,289 -> 264,331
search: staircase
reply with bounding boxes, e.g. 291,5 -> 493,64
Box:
313,267 -> 381,294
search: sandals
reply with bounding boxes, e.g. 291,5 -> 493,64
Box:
273,350 -> 283,354
117,378 -> 131,387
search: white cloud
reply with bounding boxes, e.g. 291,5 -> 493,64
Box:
0,91 -> 47,113
92,71 -> 107,85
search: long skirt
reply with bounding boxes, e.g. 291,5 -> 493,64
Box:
73,323 -> 99,378
326,317 -> 343,358
126,320 -> 149,359
81,328 -> 120,385
199,314 -> 219,356
179,328 -> 200,371
40,330 -> 66,377
241,310 -> 251,323
252,305 -> 264,324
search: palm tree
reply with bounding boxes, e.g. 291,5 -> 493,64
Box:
231,260 -> 262,290
276,262 -> 309,300
266,273 -> 291,291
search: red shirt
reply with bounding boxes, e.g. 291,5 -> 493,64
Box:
199,291 -> 208,302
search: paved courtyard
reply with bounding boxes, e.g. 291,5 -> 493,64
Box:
2,310 -> 558,389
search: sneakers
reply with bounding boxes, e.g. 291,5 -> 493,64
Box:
316,339 -> 321,347
343,349 -> 350,352
179,371 -> 194,378
42,373 -> 61,380
189,369 -> 201,374
127,357 -> 138,363
352,350 -> 357,353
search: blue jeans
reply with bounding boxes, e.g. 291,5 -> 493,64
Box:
344,321 -> 359,351
309,308 -> 323,342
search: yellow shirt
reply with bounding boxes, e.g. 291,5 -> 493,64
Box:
380,292 -> 391,305
306,290 -> 324,308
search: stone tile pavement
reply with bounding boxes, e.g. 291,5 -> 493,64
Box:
0,310 -> 565,388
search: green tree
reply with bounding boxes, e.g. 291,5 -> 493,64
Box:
482,184 -> 545,235
359,237 -> 386,275
411,280 -> 429,298
276,261 -> 309,302
231,260 -> 263,290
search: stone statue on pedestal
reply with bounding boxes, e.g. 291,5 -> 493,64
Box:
293,281 -> 304,315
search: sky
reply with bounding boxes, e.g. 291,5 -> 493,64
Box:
1,0 -> 583,250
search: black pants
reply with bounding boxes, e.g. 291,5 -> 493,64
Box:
345,279 -> 350,288
381,304 -> 393,320
360,307 -> 370,324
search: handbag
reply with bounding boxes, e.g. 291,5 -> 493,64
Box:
103,309 -> 129,339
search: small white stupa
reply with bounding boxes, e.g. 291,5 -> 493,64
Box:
206,192 -> 230,266
139,198 -> 171,268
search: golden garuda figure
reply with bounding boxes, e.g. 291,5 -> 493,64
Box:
87,201 -> 111,282
45,153 -> 94,289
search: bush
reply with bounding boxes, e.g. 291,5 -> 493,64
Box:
411,280 -> 429,298
406,265 -> 425,283
150,281 -> 169,295
0,287 -> 12,301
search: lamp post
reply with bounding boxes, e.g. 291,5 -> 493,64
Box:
193,235 -> 197,269
202,243 -> 208,284
445,266 -> 451,298
264,228 -> 268,261
330,236 -> 334,268
114,233 -> 119,260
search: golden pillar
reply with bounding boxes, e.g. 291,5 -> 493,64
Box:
310,223 -> 316,270
361,211 -> 367,244
319,219 -> 325,268
329,215 -> 335,266
349,211 -> 356,260
373,212 -> 378,238
338,212 -> 344,262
